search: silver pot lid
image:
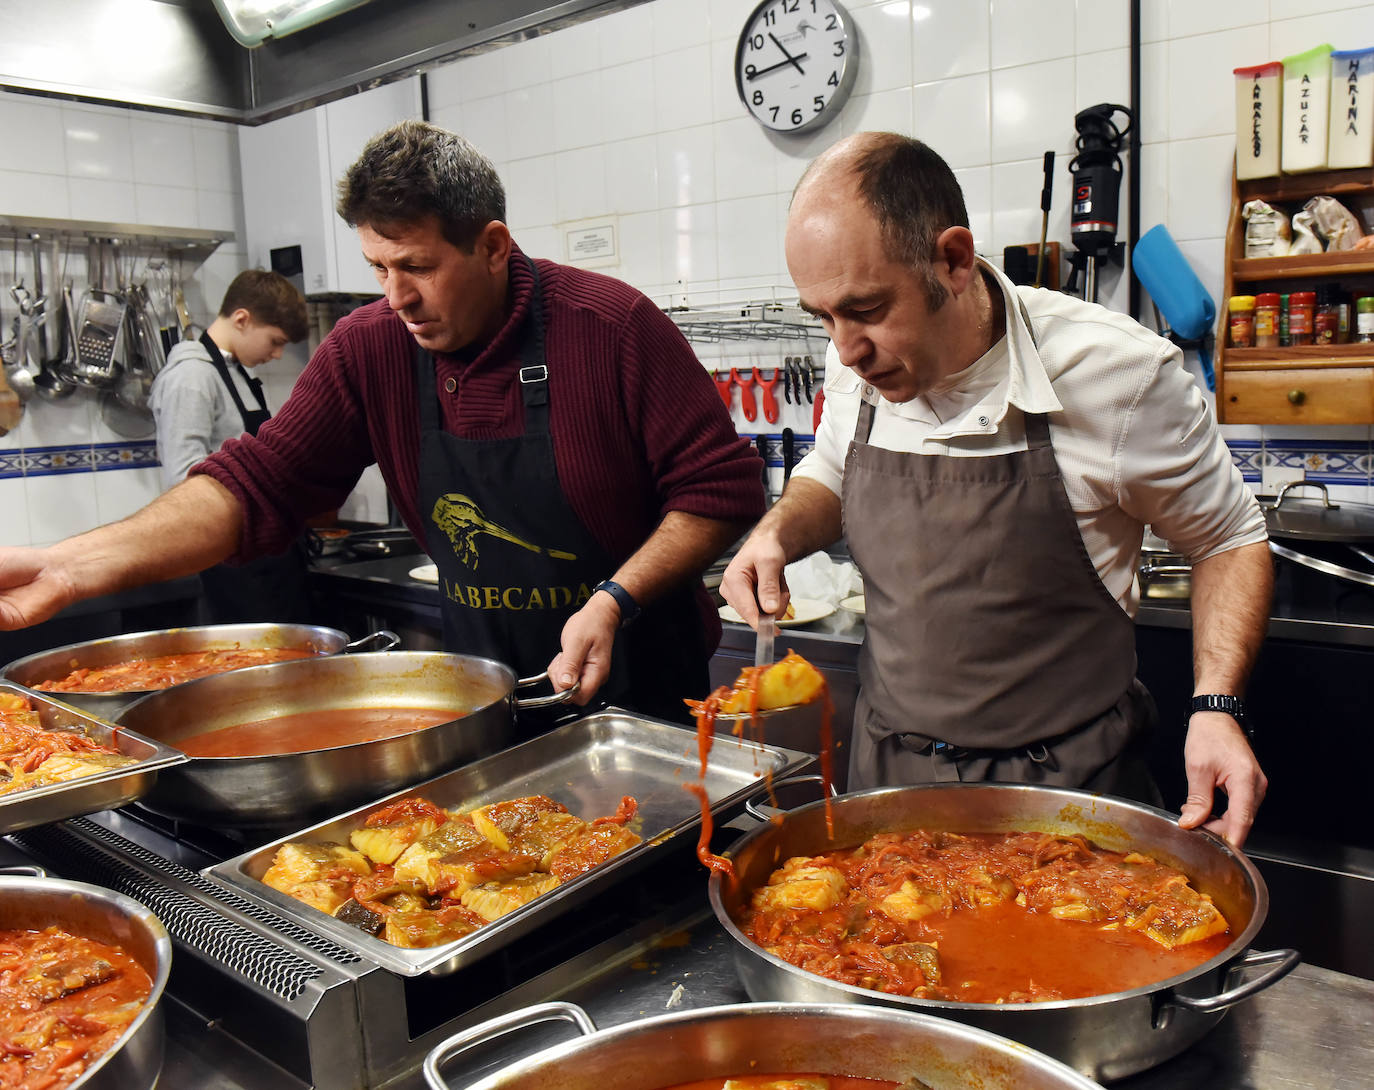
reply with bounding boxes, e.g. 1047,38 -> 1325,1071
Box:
1258,481 -> 1374,543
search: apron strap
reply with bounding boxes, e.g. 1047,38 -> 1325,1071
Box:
201,331 -> 269,433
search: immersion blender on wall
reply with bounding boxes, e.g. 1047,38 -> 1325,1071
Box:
1066,103 -> 1133,303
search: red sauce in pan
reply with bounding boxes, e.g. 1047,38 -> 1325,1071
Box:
0,926 -> 153,1090
176,706 -> 465,758
664,1079 -> 898,1090
34,647 -> 319,693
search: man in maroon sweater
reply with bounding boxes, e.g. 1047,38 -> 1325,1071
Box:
0,121 -> 763,721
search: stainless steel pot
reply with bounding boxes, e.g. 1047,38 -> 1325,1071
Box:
114,651 -> 575,830
1260,481 -> 1374,589
1,622 -> 399,720
424,1001 -> 1106,1090
0,865 -> 171,1090
708,783 -> 1299,1083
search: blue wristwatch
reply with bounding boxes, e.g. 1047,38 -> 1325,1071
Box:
593,579 -> 641,627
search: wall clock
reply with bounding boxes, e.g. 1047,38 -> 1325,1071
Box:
735,0 -> 859,134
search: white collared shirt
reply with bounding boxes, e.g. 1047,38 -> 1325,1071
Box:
790,260 -> 1267,615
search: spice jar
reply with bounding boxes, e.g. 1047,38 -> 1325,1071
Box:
1315,285 -> 1343,345
1228,295 -> 1256,348
1357,297 -> 1374,344
1279,293 -> 1290,346
1254,292 -> 1280,348
1288,291 -> 1316,346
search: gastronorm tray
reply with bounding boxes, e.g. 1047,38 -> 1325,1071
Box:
0,680 -> 189,835
205,708 -> 814,976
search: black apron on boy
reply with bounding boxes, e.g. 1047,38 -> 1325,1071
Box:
415,257 -> 706,725
844,361 -> 1160,804
197,332 -> 312,624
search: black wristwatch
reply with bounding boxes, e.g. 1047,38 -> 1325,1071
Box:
1190,694 -> 1250,737
593,579 -> 641,627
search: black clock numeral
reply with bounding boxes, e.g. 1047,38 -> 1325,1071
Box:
827,70 -> 838,86
833,40 -> 845,56
749,32 -> 765,49
770,106 -> 780,121
753,90 -> 764,105
791,108 -> 804,125
781,0 -> 800,12
763,9 -> 776,25
826,13 -> 838,30
814,95 -> 825,112
810,0 -> 819,10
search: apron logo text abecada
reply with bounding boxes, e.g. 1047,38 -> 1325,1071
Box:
442,580 -> 594,611
431,493 -> 579,569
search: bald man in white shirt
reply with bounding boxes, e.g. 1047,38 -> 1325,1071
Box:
721,132 -> 1270,848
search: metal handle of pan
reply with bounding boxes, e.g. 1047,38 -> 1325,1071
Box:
422,1001 -> 598,1090
743,773 -> 838,822
1158,948 -> 1300,1020
342,629 -> 401,653
1269,541 -> 1374,588
1268,479 -> 1338,511
0,865 -> 47,878
513,671 -> 581,709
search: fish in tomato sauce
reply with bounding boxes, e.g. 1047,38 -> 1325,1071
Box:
33,646 -> 321,694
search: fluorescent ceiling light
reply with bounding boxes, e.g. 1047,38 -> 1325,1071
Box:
212,0 -> 377,48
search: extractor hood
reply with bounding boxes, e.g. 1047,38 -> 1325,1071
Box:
211,0 -> 377,48
0,0 -> 651,124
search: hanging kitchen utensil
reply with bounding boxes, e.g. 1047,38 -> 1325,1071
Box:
713,368 -> 733,411
0,254 -> 34,407
67,239 -> 127,388
98,388 -> 155,438
758,367 -> 781,424
0,284 -> 22,432
732,367 -> 758,422
781,427 -> 795,484
30,235 -> 76,402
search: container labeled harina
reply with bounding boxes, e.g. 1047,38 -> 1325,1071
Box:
1282,44 -> 1334,172
1235,62 -> 1283,178
1329,46 -> 1374,169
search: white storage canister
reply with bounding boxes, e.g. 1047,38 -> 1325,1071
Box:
1234,62 -> 1284,179
1281,43 -> 1334,172
1328,46 -> 1374,169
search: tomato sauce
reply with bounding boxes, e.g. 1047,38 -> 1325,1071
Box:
0,926 -> 153,1090
663,1078 -> 897,1090
176,706 -> 464,758
34,647 -> 320,693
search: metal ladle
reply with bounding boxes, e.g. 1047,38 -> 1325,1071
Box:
28,235 -> 75,401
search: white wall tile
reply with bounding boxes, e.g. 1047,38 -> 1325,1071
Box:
652,0 -> 713,55
1166,25 -> 1270,141
0,478 -> 28,547
505,84 -> 557,162
25,471 -> 99,545
502,34 -> 552,91
505,155 -> 560,230
0,170 -> 71,219
658,126 -> 718,207
0,96 -> 67,175
519,225 -> 561,263
660,203 -> 720,287
912,0 -> 989,82
601,60 -> 659,141
196,187 -> 243,235
453,95 -> 507,164
548,17 -> 604,80
552,70 -> 605,152
1168,0 -> 1263,39
853,2 -> 915,95
914,74 -> 991,167
62,107 -> 133,182
129,117 -> 198,188
616,210 -> 665,291
1140,41 -> 1171,145
708,0 -> 759,42
1269,0 -> 1373,19
954,165 -> 993,254
1076,49 -> 1131,113
989,0 -> 1077,69
135,183 -> 198,229
655,45 -> 716,132
1270,8 -> 1374,57
716,194 -> 781,281
10,395 -> 93,452
989,157 -> 1071,256
605,136 -> 661,215
1077,0 -> 1130,54
94,466 -> 162,525
842,86 -> 915,137
554,147 -> 609,223
1138,140 -> 1170,233
715,117 -> 779,202
991,60 -> 1076,162
1164,136 -> 1234,240
600,3 -> 657,67
773,124 -> 837,196
68,178 -> 137,223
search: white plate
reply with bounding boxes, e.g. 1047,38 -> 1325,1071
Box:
840,594 -> 866,615
718,597 -> 835,627
408,563 -> 439,584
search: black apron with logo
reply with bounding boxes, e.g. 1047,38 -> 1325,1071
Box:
198,333 -> 311,624
415,257 -> 705,724
844,381 -> 1160,804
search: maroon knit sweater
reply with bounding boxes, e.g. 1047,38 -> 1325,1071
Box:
195,248 -> 764,645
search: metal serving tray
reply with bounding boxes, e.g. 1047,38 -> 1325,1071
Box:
206,708 -> 814,977
0,681 -> 189,835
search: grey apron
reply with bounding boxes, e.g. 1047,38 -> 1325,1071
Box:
844,383 -> 1159,803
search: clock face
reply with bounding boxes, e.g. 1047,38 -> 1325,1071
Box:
735,0 -> 858,134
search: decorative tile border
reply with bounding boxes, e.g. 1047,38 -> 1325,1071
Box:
743,433 -> 817,466
0,441 -> 159,479
1260,438 -> 1371,485
1225,439 -> 1262,483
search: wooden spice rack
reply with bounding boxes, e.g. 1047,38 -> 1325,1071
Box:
1217,166 -> 1374,424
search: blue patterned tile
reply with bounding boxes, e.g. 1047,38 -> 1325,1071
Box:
1261,439 -> 1370,484
91,441 -> 159,471
0,450 -> 23,480
1225,439 -> 1263,482
22,445 -> 94,476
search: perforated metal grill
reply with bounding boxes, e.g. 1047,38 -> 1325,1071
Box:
12,819 -> 360,1002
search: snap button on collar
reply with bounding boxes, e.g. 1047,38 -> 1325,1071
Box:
444,376 -> 457,393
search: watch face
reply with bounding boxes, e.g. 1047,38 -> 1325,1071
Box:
735,0 -> 858,134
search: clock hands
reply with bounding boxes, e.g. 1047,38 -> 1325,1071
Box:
768,31 -> 807,75
745,52 -> 812,81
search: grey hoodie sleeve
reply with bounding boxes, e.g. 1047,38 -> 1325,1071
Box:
150,342 -> 222,491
